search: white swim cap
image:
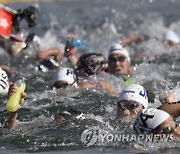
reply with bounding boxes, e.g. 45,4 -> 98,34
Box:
108,43 -> 131,63
164,30 -> 180,44
0,68 -> 9,94
53,67 -> 77,87
118,84 -> 148,109
133,108 -> 170,134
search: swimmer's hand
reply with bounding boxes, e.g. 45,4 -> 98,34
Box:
64,34 -> 77,57
8,82 -> 26,108
4,82 -> 26,130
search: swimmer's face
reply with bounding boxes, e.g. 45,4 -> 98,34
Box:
117,100 -> 143,121
166,40 -> 177,47
53,81 -> 69,89
108,53 -> 130,75
54,115 -> 66,123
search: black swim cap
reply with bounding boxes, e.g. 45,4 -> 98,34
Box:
76,53 -> 107,75
23,6 -> 39,27
12,6 -> 39,32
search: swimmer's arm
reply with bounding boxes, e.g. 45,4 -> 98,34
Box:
64,34 -> 79,67
158,101 -> 180,118
120,34 -> 141,46
4,112 -> 18,130
100,81 -> 118,96
120,33 -> 149,46
4,83 -> 26,130
67,55 -> 78,67
36,48 -> 63,64
77,82 -> 94,89
78,81 -> 117,96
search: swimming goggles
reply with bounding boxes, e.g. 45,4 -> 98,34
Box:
118,102 -> 140,110
152,119 -> 178,134
108,56 -> 126,63
159,123 -> 178,134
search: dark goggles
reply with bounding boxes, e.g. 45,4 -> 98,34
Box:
159,124 -> 178,134
152,120 -> 178,134
118,102 -> 140,110
108,56 -> 126,63
166,40 -> 177,46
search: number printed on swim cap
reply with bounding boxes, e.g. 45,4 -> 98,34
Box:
139,88 -> 147,99
66,69 -> 73,75
0,68 -> 9,94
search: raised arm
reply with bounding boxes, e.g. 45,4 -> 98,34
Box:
4,83 -> 26,130
64,34 -> 78,67
119,33 -> 149,46
36,48 -> 63,64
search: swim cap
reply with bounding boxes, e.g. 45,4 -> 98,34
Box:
109,43 -> 131,63
0,68 -> 9,94
53,67 -> 77,87
164,30 -> 180,44
118,84 -> 148,109
23,6 -> 39,27
76,53 -> 108,75
133,108 -> 170,134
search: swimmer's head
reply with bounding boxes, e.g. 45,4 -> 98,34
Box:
23,6 -> 39,27
108,43 -> 131,63
164,30 -> 180,46
118,84 -> 148,109
108,43 -> 131,75
133,108 -> 171,134
0,68 -> 9,95
53,67 -> 77,88
54,109 -> 84,123
76,53 -> 108,76
159,91 -> 175,104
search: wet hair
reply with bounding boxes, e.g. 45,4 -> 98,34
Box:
76,53 -> 108,75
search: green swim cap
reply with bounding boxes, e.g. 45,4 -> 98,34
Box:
124,77 -> 136,87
